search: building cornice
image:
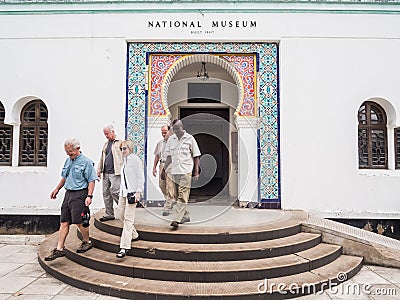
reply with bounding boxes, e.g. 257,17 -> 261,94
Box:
2,1 -> 400,15
2,0 -> 400,3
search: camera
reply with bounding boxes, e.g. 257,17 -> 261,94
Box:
127,192 -> 136,204
81,206 -> 90,227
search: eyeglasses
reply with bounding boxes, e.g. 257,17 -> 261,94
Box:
120,147 -> 128,151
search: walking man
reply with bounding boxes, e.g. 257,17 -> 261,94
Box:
45,139 -> 97,261
152,125 -> 175,216
161,120 -> 201,229
97,125 -> 123,222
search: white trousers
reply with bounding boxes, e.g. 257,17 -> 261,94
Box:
117,196 -> 139,249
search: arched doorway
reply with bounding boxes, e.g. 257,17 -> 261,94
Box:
180,108 -> 230,201
139,46 -> 277,206
167,59 -> 239,202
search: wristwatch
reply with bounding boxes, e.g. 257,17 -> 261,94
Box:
87,195 -> 93,199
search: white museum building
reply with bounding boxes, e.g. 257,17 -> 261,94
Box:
1,0 -> 400,221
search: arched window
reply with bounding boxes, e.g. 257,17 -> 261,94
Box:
19,100 -> 48,166
358,101 -> 387,169
0,102 -> 13,166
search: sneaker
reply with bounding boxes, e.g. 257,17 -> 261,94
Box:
116,249 -> 126,258
170,221 -> 179,229
44,248 -> 66,261
99,216 -> 115,222
180,217 -> 191,224
162,211 -> 170,216
76,241 -> 92,253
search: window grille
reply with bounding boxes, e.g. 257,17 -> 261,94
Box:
394,128 -> 400,169
19,100 -> 48,166
0,102 -> 12,166
358,101 -> 387,169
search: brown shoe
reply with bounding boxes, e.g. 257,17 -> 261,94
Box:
180,217 -> 191,224
99,216 -> 115,222
76,241 -> 92,253
44,248 -> 66,261
170,221 -> 179,229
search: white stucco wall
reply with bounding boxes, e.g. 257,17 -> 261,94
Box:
280,38 -> 400,217
0,36 -> 127,214
1,8 -> 400,217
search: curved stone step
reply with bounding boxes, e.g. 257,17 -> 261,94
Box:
61,231 -> 341,282
94,210 -> 303,244
88,224 -> 322,261
38,238 -> 363,299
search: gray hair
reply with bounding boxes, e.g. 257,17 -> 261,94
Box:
64,139 -> 80,149
103,124 -> 115,132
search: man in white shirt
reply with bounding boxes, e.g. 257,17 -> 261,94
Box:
161,120 -> 201,229
152,125 -> 175,216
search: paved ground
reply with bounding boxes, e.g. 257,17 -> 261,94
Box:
0,243 -> 119,300
0,242 -> 399,299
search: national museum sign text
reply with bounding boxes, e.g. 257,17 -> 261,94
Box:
147,20 -> 257,28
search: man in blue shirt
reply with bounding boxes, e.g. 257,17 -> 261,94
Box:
45,139 -> 97,261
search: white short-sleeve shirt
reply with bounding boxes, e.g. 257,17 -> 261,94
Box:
164,131 -> 201,175
153,139 -> 167,162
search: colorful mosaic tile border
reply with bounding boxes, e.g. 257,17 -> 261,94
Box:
127,42 -> 279,202
149,53 -> 256,117
149,54 -> 183,116
221,54 -> 257,117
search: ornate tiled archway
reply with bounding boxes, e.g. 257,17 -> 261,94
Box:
149,53 -> 253,117
127,42 -> 279,205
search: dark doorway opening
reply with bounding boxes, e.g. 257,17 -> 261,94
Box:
180,107 -> 230,201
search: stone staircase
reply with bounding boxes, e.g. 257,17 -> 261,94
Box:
38,209 -> 363,299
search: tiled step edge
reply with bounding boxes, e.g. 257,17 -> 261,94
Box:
88,225 -> 322,261
63,231 -> 341,282
94,211 -> 303,244
38,239 -> 363,300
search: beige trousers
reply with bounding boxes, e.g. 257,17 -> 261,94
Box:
159,163 -> 175,212
102,173 -> 121,218
117,196 -> 139,250
172,173 -> 192,223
